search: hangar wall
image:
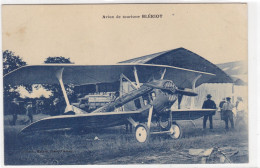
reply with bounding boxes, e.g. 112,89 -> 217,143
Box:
179,83 -> 248,110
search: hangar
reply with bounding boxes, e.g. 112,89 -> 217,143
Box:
119,47 -> 247,109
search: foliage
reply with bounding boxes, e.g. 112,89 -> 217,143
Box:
3,50 -> 27,75
3,53 -> 76,115
3,85 -> 22,115
41,84 -> 77,115
3,50 -> 28,114
44,56 -> 73,64
42,56 -> 75,115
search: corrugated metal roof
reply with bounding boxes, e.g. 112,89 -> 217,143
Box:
217,61 -> 247,85
119,50 -> 171,64
217,61 -> 247,76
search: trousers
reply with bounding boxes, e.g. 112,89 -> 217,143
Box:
203,114 -> 213,129
224,110 -> 234,129
12,114 -> 17,125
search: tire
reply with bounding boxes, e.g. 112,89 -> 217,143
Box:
169,122 -> 182,139
135,123 -> 150,143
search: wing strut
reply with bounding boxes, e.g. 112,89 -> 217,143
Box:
190,75 -> 202,108
127,117 -> 138,127
147,106 -> 153,129
160,68 -> 167,79
133,66 -> 140,88
121,73 -> 138,89
55,68 -> 70,106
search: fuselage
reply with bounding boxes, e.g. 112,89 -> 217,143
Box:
93,79 -> 178,115
21,80 -> 182,133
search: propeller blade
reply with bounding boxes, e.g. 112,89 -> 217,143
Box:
176,89 -> 198,96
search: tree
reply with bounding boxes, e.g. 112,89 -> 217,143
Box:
3,50 -> 27,75
3,50 -> 27,115
44,56 -> 73,64
43,56 -> 75,115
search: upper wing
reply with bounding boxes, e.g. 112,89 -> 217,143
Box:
20,110 -> 143,134
4,63 -> 215,89
171,109 -> 216,120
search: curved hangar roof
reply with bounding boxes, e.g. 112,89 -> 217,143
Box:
119,47 -> 233,86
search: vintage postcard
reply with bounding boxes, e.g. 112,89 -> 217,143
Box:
2,3 -> 248,166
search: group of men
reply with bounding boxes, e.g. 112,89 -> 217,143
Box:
10,98 -> 33,125
202,94 -> 246,130
10,97 -> 65,126
10,95 -> 246,130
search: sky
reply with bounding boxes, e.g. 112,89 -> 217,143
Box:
2,4 -> 247,65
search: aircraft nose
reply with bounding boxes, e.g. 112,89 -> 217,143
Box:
163,81 -> 176,93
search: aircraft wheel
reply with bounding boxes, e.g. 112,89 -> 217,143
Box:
169,122 -> 182,139
135,124 -> 149,143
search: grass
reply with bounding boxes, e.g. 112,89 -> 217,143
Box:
4,114 -> 248,165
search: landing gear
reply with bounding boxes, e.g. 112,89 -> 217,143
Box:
159,115 -> 171,130
132,120 -> 182,142
128,110 -> 182,143
135,124 -> 149,143
169,122 -> 182,139
158,112 -> 181,139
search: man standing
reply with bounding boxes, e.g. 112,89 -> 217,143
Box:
52,98 -> 66,115
11,98 -> 20,125
26,102 -> 33,123
202,94 -> 217,129
235,97 -> 246,128
222,97 -> 235,130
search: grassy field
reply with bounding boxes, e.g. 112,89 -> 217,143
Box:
4,113 -> 248,165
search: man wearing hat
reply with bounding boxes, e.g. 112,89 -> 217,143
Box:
11,98 -> 20,125
202,94 -> 217,129
222,97 -> 235,130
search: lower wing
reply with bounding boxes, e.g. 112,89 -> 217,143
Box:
171,109 -> 216,120
20,110 -> 146,134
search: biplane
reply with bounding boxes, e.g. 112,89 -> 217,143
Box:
4,63 -> 217,143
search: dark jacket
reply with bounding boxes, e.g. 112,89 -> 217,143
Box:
202,99 -> 216,115
202,99 -> 216,109
219,100 -> 226,109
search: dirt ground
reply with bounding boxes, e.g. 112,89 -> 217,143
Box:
4,113 -> 248,165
